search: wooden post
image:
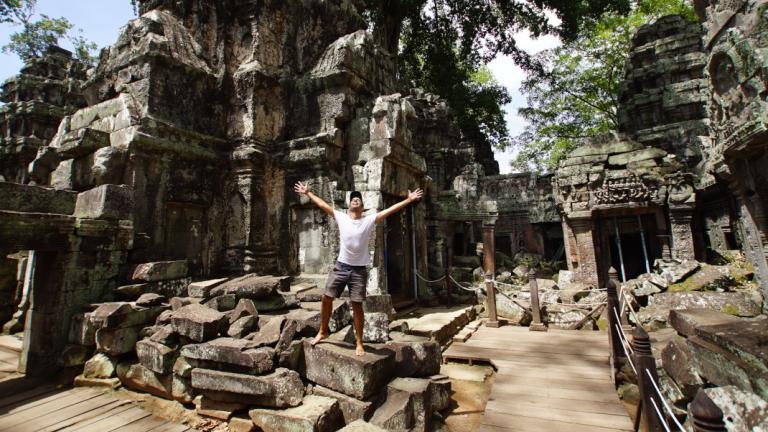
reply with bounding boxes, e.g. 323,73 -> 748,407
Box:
631,325 -> 664,432
606,267 -> 625,376
443,242 -> 452,306
528,268 -> 547,331
483,224 -> 499,328
690,389 -> 726,432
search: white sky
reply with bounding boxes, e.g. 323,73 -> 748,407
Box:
0,1 -> 561,174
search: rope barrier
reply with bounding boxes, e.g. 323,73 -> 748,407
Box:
555,301 -> 607,307
649,397 -> 672,432
448,275 -> 483,292
615,323 -> 637,374
414,271 -> 446,284
645,368 -> 686,431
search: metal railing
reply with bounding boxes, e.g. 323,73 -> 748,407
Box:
605,267 -> 727,432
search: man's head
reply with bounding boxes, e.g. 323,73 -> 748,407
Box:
349,191 -> 363,211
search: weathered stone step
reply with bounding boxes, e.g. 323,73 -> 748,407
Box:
403,306 -> 477,345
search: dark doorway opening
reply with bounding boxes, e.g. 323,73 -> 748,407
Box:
385,199 -> 414,309
609,232 -> 648,281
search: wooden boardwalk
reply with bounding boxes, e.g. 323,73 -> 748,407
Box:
0,385 -> 196,432
444,325 -> 634,432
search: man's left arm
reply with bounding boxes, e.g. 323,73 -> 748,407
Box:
375,188 -> 424,224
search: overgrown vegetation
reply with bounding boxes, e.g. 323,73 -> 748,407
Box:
1,0 -> 98,65
510,0 -> 697,172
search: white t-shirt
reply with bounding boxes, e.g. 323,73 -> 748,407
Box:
334,210 -> 377,266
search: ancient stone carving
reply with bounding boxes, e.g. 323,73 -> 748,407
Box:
592,175 -> 656,205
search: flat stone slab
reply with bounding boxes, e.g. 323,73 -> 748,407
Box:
300,340 -> 395,399
212,274 -> 290,299
404,306 -> 475,344
132,260 -> 188,282
188,277 -> 229,298
182,338 -> 275,374
191,367 -> 304,408
669,309 -> 742,337
249,395 -> 343,432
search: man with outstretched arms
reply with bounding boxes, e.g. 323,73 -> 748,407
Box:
294,181 -> 423,356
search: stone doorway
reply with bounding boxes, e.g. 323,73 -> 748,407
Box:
385,198 -> 415,308
598,213 -> 662,284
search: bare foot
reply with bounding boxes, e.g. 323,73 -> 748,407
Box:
355,344 -> 365,356
311,332 -> 329,346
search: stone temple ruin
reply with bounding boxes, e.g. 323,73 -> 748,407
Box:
0,0 -> 768,430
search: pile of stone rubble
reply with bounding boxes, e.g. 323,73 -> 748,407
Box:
64,261 -> 451,431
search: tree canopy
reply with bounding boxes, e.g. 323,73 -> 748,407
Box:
357,0 -> 630,151
510,0 -> 697,173
1,0 -> 97,64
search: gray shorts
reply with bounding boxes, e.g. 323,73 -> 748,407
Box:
325,261 -> 367,303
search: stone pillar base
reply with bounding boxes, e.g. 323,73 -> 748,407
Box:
529,322 -> 548,332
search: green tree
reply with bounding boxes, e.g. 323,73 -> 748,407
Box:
0,0 -> 21,23
357,0 -> 631,152
1,0 -> 98,65
511,0 -> 697,172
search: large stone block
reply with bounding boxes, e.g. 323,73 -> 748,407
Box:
171,303 -> 227,342
702,386 -> 768,432
363,312 -> 389,343
300,340 -> 395,399
117,362 -> 172,399
194,395 -> 246,420
385,341 -> 442,377
661,336 -> 703,399
182,338 -> 275,374
688,335 -> 768,400
191,367 -> 304,408
91,302 -> 167,329
132,260 -> 188,282
228,298 -> 259,324
74,184 -> 133,220
249,395 -> 343,432
228,315 -> 258,339
312,385 -> 377,423
246,315 -> 285,348
137,339 -> 178,374
211,274 -> 289,299
95,325 -> 141,356
301,300 -> 351,332
188,277 -> 229,298
83,352 -> 117,379
172,375 -> 195,404
286,309 -> 321,337
669,309 -> 741,337
69,312 -> 96,346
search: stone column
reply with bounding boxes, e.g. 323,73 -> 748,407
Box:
482,223 -> 499,327
569,217 -> 599,287
231,146 -> 270,273
669,208 -> 696,261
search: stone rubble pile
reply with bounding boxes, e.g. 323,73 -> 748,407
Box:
619,309 -> 768,431
66,261 -> 450,431
620,255 -> 763,331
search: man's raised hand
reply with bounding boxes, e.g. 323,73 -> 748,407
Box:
294,181 -> 309,195
408,188 -> 424,202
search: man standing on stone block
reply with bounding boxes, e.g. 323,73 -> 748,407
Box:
294,181 -> 423,356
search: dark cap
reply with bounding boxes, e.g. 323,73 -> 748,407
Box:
349,191 -> 363,203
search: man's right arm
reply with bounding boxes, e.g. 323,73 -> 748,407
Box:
294,181 -> 334,216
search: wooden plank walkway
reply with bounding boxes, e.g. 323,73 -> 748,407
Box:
0,385 -> 197,432
444,325 -> 634,432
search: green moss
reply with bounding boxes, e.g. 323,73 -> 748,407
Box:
596,317 -> 608,331
720,304 -> 740,316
